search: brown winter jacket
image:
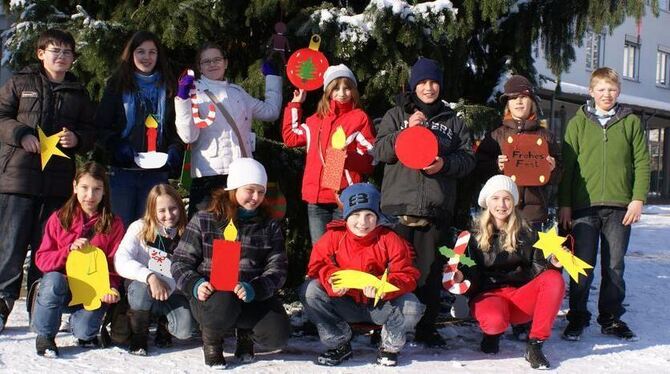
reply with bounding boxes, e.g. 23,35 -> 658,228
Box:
475,117 -> 560,224
0,66 -> 96,197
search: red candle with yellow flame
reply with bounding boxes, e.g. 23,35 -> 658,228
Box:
321,126 -> 347,191
211,220 -> 241,291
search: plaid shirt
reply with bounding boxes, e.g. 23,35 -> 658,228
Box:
171,211 -> 287,301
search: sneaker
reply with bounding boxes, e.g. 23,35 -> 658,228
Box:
316,342 -> 353,366
512,322 -> 530,341
234,329 -> 255,363
77,337 -> 99,348
480,333 -> 501,354
203,343 -> 226,369
601,320 -> 638,341
562,320 -> 586,341
525,339 -> 550,370
414,327 -> 446,348
376,349 -> 398,366
36,335 -> 59,358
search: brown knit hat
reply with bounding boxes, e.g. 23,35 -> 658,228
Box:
500,75 -> 534,101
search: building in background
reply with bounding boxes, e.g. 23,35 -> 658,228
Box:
534,2 -> 670,198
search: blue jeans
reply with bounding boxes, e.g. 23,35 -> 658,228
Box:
110,167 -> 168,228
307,203 -> 341,244
0,193 -> 66,310
568,207 -> 631,324
126,280 -> 194,340
31,272 -> 107,340
299,279 -> 425,352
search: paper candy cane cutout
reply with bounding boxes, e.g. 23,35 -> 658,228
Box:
187,69 -> 216,128
441,231 -> 472,294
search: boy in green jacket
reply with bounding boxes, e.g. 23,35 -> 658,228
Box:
558,67 -> 650,342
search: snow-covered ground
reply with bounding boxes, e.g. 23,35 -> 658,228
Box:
1,207 -> 670,373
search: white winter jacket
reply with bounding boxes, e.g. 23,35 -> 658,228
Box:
174,75 -> 282,177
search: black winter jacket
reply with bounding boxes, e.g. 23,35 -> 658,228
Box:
374,96 -> 475,218
0,65 -> 95,197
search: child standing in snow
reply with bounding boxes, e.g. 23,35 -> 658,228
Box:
300,183 -> 424,367
282,64 -> 375,243
32,162 -> 125,357
114,184 -> 194,356
171,158 -> 289,369
453,175 -> 564,369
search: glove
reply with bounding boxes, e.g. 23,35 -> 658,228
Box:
177,71 -> 195,100
261,60 -> 279,77
114,140 -> 137,166
239,282 -> 255,303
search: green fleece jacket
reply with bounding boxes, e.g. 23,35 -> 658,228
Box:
558,104 -> 650,210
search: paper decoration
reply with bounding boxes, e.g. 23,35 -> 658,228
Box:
66,245 -> 115,311
330,269 -> 400,306
395,126 -> 438,169
533,225 -> 593,282
148,247 -> 173,279
321,126 -> 347,190
501,134 -> 551,186
211,220 -> 241,291
440,231 -> 474,294
286,35 -> 329,91
185,69 -> 216,128
266,21 -> 290,63
145,114 -> 158,152
134,152 -> 168,169
38,126 -> 69,170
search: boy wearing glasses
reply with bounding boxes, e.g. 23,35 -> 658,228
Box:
0,29 -> 96,331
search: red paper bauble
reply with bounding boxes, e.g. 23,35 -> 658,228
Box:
286,35 -> 329,91
395,126 -> 438,170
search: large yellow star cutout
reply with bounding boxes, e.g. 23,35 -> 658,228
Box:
38,126 -> 69,170
533,224 -> 593,283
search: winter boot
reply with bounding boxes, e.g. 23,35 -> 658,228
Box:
525,339 -> 550,370
36,335 -> 59,358
155,315 -> 173,348
127,309 -> 151,356
376,348 -> 398,366
600,319 -> 638,341
316,342 -> 353,366
0,298 -> 9,333
562,312 -> 590,341
202,329 -> 226,369
234,328 -> 255,363
480,333 -> 502,354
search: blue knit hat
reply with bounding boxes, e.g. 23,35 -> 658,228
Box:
409,57 -> 443,91
340,183 -> 381,219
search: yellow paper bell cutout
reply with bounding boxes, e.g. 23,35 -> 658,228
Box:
66,245 -> 115,311
38,126 -> 69,170
533,224 -> 594,282
331,269 -> 400,306
223,220 -> 238,241
331,126 -> 346,150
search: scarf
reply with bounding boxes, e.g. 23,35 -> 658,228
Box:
122,72 -> 167,147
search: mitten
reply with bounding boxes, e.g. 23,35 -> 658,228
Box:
261,60 -> 279,77
176,72 -> 195,100
114,140 -> 137,166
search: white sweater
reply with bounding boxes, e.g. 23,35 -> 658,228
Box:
114,219 -> 177,294
174,75 -> 282,177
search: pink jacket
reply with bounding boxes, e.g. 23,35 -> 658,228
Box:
35,208 -> 125,289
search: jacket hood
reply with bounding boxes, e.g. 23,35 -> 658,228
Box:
579,101 -> 633,128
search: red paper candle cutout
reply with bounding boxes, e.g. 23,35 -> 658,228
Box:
145,114 -> 158,152
501,134 -> 551,186
321,126 -> 347,190
211,220 -> 241,291
395,126 -> 438,169
287,35 -> 329,91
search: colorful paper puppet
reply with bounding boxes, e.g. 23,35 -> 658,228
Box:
287,35 -> 329,91
440,231 -> 475,294
148,247 -> 173,279
502,134 -> 551,186
533,224 -> 593,282
330,268 -> 400,306
395,126 -> 438,169
321,126 -> 347,190
211,219 -> 242,291
266,21 -> 290,63
38,126 -> 69,170
66,245 -> 116,311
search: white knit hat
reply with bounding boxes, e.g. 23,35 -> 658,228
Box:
323,64 -> 357,91
477,175 -> 519,208
225,158 -> 268,191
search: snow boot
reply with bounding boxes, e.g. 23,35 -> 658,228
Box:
202,329 -> 226,369
316,341 -> 353,366
36,335 -> 59,358
525,339 -> 550,369
0,298 -> 9,333
480,333 -> 502,354
376,348 -> 398,366
154,315 -> 173,348
600,319 -> 638,341
127,309 -> 151,356
234,328 -> 255,363
563,312 -> 590,341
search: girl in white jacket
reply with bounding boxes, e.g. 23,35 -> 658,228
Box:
114,184 -> 193,356
174,42 -> 282,217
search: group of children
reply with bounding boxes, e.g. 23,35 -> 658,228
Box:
0,27 -> 649,370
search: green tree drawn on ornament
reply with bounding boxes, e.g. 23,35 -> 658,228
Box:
298,57 -> 316,82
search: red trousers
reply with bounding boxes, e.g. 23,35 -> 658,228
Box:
470,269 -> 565,340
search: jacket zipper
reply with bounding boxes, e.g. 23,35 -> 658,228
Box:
601,126 -> 607,202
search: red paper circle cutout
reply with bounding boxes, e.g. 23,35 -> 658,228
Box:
286,43 -> 329,91
395,126 -> 438,169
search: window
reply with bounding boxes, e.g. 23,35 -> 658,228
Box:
657,47 -> 670,87
623,35 -> 640,80
585,32 -> 602,70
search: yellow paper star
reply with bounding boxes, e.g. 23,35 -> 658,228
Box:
533,224 -> 593,283
38,126 -> 69,170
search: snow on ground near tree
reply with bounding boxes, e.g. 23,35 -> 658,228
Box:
2,208 -> 670,373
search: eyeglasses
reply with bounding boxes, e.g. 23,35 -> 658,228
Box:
200,57 -> 225,66
45,48 -> 75,58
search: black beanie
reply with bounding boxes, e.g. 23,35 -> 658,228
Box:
409,57 -> 443,91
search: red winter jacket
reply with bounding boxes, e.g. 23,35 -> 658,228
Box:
35,208 -> 125,290
306,220 -> 419,304
282,100 -> 375,204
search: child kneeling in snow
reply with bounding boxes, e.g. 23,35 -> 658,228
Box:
300,183 -> 424,367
